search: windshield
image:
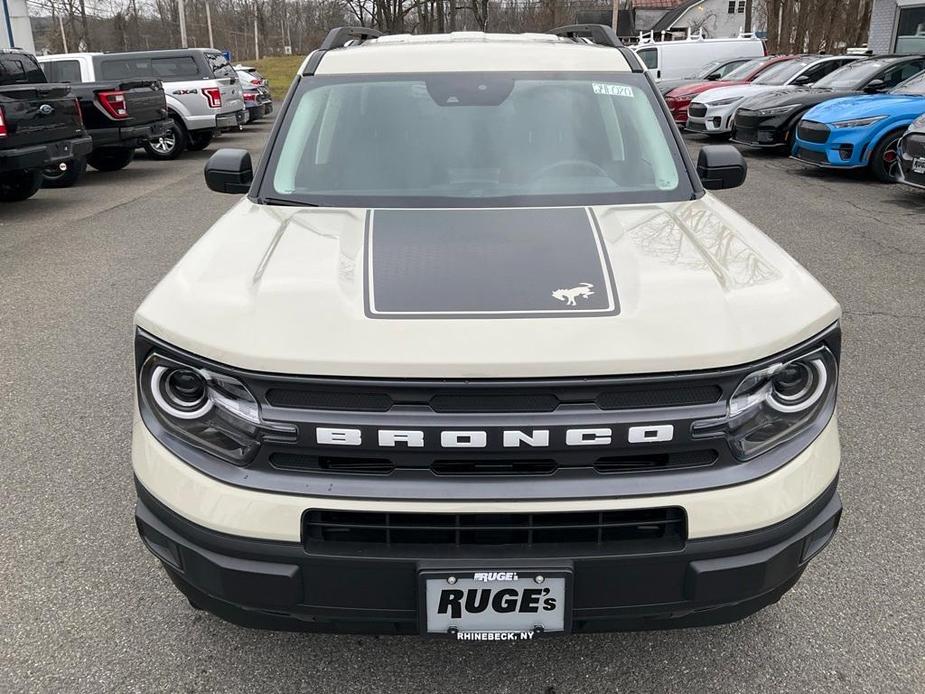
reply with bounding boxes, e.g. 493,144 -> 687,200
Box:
814,60 -> 885,89
722,57 -> 768,81
753,59 -> 809,85
265,73 -> 691,208
891,69 -> 925,94
688,59 -> 724,79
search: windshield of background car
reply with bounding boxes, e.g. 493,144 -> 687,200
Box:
688,59 -> 724,78
891,70 -> 925,94
813,60 -> 887,89
753,59 -> 810,85
265,73 -> 692,208
722,57 -> 768,81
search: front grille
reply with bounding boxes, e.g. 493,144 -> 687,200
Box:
688,103 -> 707,118
733,126 -> 759,144
265,381 -> 721,414
796,147 -> 829,165
734,110 -> 762,128
270,449 -> 719,476
903,133 -> 925,158
798,120 -> 830,144
304,508 -> 686,550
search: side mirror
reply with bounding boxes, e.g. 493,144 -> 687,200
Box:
204,148 -> 253,194
706,72 -> 722,81
864,78 -> 886,93
792,74 -> 813,86
697,145 -> 747,190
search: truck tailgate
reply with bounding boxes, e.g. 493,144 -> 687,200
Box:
115,80 -> 167,125
0,84 -> 83,148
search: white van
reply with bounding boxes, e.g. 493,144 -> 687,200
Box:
634,35 -> 766,81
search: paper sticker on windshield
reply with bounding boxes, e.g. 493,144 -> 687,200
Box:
592,83 -> 634,97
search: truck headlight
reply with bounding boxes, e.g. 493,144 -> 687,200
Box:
139,352 -> 296,465
692,345 -> 837,461
833,116 -> 885,129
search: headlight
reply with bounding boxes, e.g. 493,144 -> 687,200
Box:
755,105 -> 797,116
912,113 -> 925,128
707,97 -> 743,107
692,345 -> 838,461
833,116 -> 885,129
139,352 -> 296,464
668,94 -> 694,104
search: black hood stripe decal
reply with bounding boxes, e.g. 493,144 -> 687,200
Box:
364,207 -> 619,320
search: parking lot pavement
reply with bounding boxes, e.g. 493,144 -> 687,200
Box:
1,121 -> 923,694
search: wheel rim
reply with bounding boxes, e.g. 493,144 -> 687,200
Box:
883,138 -> 900,179
151,129 -> 176,155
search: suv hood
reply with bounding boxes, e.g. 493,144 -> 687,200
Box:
668,79 -> 748,98
692,83 -> 795,104
136,197 -> 840,378
742,87 -> 853,110
805,93 -> 925,123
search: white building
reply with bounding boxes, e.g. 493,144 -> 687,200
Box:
1,0 -> 35,52
868,0 -> 925,53
633,0 -> 762,39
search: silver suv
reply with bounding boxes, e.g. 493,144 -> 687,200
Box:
84,49 -> 245,160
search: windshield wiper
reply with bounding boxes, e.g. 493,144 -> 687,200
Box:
258,195 -> 322,207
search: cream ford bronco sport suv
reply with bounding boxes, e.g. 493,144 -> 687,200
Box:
133,26 -> 843,637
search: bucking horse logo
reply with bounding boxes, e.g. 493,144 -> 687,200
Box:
551,283 -> 595,307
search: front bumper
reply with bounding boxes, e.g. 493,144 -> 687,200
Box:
90,118 -> 171,149
0,135 -> 93,171
685,104 -> 737,135
731,111 -> 791,148
136,477 -> 841,634
133,413 -> 842,634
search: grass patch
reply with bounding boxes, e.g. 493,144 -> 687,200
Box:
253,56 -> 307,99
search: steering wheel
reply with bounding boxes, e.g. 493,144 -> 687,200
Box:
530,159 -> 610,181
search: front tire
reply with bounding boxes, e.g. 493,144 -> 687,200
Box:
41,157 -> 87,188
186,130 -> 214,152
87,147 -> 135,172
0,169 -> 43,201
869,128 -> 906,183
144,118 -> 187,161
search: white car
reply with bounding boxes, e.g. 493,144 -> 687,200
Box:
132,26 -> 844,638
686,54 -> 861,135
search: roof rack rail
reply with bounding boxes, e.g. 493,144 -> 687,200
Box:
303,26 -> 384,75
548,23 -> 644,73
548,24 -> 624,49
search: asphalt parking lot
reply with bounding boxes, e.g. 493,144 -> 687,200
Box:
1,118 -> 923,694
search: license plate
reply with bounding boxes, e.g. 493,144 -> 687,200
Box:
913,157 -> 925,174
421,570 -> 569,639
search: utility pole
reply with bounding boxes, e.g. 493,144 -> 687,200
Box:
254,8 -> 260,60
205,0 -> 214,48
178,0 -> 189,48
58,13 -> 69,52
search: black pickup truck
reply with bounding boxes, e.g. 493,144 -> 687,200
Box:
0,50 -> 91,201
41,58 -> 170,187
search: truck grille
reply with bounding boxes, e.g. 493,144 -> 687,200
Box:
270,449 -> 719,476
303,508 -> 686,550
798,121 -> 830,144
265,382 -> 721,413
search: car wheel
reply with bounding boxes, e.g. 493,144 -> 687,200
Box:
87,147 -> 135,172
186,130 -> 215,152
0,169 -> 43,201
41,157 -> 87,188
869,128 -> 906,183
143,118 -> 187,160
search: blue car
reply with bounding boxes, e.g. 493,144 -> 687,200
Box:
792,69 -> 925,181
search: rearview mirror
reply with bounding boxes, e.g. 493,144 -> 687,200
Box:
864,78 -> 886,93
204,148 -> 253,194
697,145 -> 747,190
